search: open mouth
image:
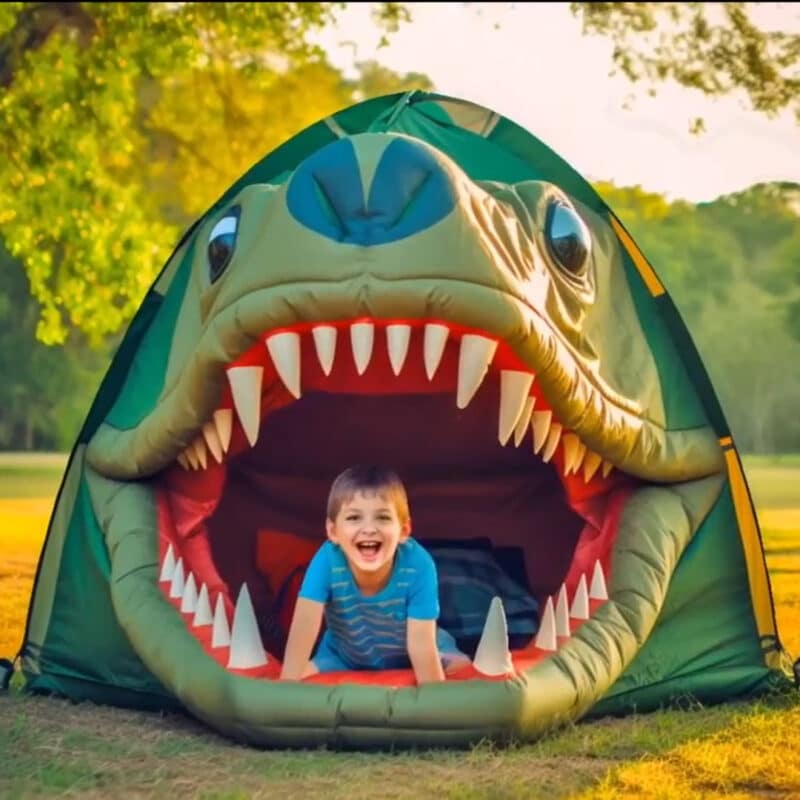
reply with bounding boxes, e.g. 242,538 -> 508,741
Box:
154,316 -> 639,684
355,542 -> 382,560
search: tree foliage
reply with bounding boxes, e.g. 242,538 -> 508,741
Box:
0,2 -> 416,346
596,180 -> 800,454
0,244 -> 108,450
570,2 -> 800,131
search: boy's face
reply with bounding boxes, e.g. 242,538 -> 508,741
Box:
326,489 -> 411,589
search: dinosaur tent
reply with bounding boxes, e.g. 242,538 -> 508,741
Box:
10,91 -> 795,749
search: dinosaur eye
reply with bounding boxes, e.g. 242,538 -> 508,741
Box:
545,201 -> 591,276
207,206 -> 240,283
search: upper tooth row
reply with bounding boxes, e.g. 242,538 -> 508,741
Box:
177,409 -> 232,471
178,323 -> 612,481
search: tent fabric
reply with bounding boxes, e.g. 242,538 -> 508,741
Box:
10,90 -> 794,749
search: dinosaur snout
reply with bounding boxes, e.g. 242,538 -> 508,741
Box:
287,134 -> 456,245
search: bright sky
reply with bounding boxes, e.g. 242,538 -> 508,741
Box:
315,2 -> 800,202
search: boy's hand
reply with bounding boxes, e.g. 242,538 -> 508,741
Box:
280,597 -> 324,681
407,618 -> 445,683
443,654 -> 472,675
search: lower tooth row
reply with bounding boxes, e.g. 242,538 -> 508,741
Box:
160,545 -> 269,669
160,543 -> 609,677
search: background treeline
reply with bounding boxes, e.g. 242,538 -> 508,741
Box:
596,180 -> 800,454
2,179 -> 799,454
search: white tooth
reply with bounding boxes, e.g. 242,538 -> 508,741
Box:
227,366 -> 263,447
534,596 -> 557,652
213,409 -> 233,454
159,543 -> 176,583
386,324 -> 411,376
350,322 -> 374,375
561,433 -> 581,476
423,323 -> 449,380
183,446 -> 199,471
583,451 -> 603,482
555,584 -> 571,638
228,584 -> 268,669
570,574 -> 590,620
590,560 -> 608,601
513,396 -> 535,447
193,583 -> 214,627
312,325 -> 337,376
177,452 -> 190,471
472,596 -> 513,676
181,572 -> 198,614
192,436 -> 208,470
169,557 -> 185,599
531,410 -> 552,454
212,593 -> 231,648
498,371 -> 534,445
542,423 -> 562,463
602,460 -> 613,479
202,421 -> 223,464
266,331 -> 301,399
456,334 -> 497,409
572,440 -> 587,474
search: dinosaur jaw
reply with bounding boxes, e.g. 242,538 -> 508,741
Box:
83,315 -> 725,745
152,317 -> 640,684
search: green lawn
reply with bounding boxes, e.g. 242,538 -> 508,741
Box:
741,455 -> 800,509
0,451 -> 798,798
0,453 -> 68,499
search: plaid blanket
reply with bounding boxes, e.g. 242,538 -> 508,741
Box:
425,542 -> 540,642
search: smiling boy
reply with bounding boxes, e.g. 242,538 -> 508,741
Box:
279,465 -> 468,682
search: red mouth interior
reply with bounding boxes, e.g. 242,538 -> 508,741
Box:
156,320 -> 638,685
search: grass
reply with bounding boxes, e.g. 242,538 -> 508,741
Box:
0,454 -> 798,798
741,455 -> 800,510
0,452 -> 67,500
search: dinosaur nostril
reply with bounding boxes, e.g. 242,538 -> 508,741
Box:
287,136 -> 456,245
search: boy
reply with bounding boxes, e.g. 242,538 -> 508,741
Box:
279,465 -> 469,683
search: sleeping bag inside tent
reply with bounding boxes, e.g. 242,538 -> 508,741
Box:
11,90 -> 796,749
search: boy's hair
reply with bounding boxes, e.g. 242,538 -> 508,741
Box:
326,465 -> 410,524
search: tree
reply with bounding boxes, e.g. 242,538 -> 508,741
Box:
0,245 -> 108,450
0,2 -> 413,346
570,3 -> 800,131
145,58 -> 431,225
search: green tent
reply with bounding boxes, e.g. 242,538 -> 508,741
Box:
7,91 -> 796,749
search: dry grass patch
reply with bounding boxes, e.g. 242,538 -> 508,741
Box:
0,500 -> 52,657
761,517 -> 799,659
581,698 -> 800,799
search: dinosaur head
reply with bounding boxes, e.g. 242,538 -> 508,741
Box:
27,95 -> 783,749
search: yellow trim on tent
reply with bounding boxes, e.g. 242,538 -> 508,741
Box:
719,436 -> 733,447
610,215 -> 665,297
724,447 -> 781,669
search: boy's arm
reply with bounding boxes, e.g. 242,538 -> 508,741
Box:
407,617 -> 445,683
279,597 -> 324,681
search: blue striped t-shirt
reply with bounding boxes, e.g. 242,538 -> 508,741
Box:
298,539 -> 461,670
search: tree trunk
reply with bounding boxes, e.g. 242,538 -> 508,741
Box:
24,411 -> 34,451
0,3 -> 97,90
